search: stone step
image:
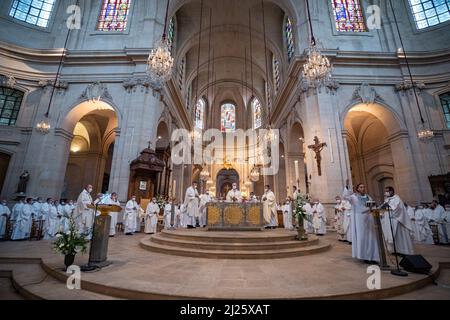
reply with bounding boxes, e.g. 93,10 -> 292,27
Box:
159,229 -> 299,243
150,233 -> 320,251
140,238 -> 331,259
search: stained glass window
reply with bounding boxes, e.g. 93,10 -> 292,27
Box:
273,55 -> 281,94
97,0 -> 131,31
284,16 -> 295,62
0,87 -> 23,126
440,93 -> 450,129
168,17 -> 176,54
407,0 -> 450,30
195,98 -> 205,130
221,103 -> 236,133
331,0 -> 366,32
252,98 -> 262,129
9,0 -> 56,28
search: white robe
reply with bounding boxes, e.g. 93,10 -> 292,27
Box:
32,202 -> 42,220
179,204 -> 188,228
226,189 -> 242,203
312,203 -> 327,235
62,204 -> 74,233
303,203 -> 314,233
408,207 -> 434,245
282,204 -> 293,230
163,203 -> 174,230
40,203 -> 50,223
199,194 -> 211,227
430,205 -> 449,244
184,186 -> 199,227
263,190 -> 278,227
381,195 -> 414,256
44,205 -> 59,240
145,202 -> 159,234
0,204 -> 11,238
343,187 -> 380,262
11,202 -> 24,221
75,189 -> 94,238
105,198 -> 121,236
335,200 -> 352,241
124,200 -> 139,233
11,203 -> 33,240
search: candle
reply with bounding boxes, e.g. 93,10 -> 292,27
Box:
294,160 -> 299,187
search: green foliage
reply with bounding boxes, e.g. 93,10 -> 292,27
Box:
53,214 -> 89,256
294,193 -> 311,225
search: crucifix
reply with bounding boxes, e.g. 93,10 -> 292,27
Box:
308,136 -> 327,176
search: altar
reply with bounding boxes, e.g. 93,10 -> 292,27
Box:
206,202 -> 264,231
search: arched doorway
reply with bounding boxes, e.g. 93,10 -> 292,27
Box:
62,101 -> 118,200
0,152 -> 11,195
216,168 -> 239,199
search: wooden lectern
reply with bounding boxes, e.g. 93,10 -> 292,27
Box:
371,209 -> 390,270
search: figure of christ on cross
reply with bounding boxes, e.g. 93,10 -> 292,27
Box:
308,136 -> 327,176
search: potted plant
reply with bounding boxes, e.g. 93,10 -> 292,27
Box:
53,214 -> 89,270
294,193 -> 310,241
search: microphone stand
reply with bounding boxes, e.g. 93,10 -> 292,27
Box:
384,201 -> 408,277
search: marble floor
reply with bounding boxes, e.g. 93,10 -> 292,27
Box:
0,230 -> 449,299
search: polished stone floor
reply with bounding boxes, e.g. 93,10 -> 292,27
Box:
0,230 -> 449,299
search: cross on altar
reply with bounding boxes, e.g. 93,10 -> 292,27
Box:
308,136 -> 327,177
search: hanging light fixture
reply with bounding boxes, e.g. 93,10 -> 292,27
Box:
302,0 -> 332,86
388,0 -> 433,142
147,0 -> 174,84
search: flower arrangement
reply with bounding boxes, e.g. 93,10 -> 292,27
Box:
293,193 -> 311,241
53,214 -> 89,256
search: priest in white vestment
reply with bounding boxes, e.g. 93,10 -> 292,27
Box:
199,191 -> 212,228
262,185 -> 278,228
32,198 -> 43,221
408,206 -> 434,244
343,180 -> 380,263
302,201 -> 314,233
226,183 -> 242,203
312,200 -> 327,235
179,204 -> 187,228
163,200 -> 175,230
11,198 -> 34,240
75,185 -> 94,238
381,187 -> 414,256
0,200 -> 11,239
335,196 -> 352,242
124,196 -> 139,235
105,193 -> 121,237
429,201 -> 449,244
44,200 -> 59,240
184,182 -> 200,228
282,199 -> 293,230
145,198 -> 159,234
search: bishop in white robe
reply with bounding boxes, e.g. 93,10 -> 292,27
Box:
262,186 -> 278,228
312,201 -> 327,235
145,199 -> 159,234
381,188 -> 414,256
74,185 -> 94,239
184,182 -> 200,228
0,201 -> 11,239
124,197 -> 139,235
343,181 -> 380,263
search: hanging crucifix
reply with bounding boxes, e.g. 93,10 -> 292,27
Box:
308,136 -> 327,176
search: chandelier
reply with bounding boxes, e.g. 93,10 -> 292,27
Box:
417,124 -> 434,141
36,119 -> 51,134
302,0 -> 331,85
147,0 -> 174,84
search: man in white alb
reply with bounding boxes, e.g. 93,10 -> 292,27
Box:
124,196 -> 139,235
75,184 -> 94,239
335,196 -> 352,242
199,191 -> 212,228
145,198 -> 159,234
184,181 -> 200,228
226,183 -> 242,203
262,185 -> 278,229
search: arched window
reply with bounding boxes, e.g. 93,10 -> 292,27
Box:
97,0 -> 131,31
0,87 -> 23,126
440,93 -> 450,128
252,98 -> 262,129
168,16 -> 176,54
272,55 -> 281,94
284,16 -> 295,63
195,98 -> 205,130
9,0 -> 56,28
221,103 -> 236,133
407,0 -> 450,30
331,0 -> 366,32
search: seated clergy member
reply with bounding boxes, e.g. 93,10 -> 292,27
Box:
226,183 -> 243,203
262,185 -> 278,229
184,181 -> 200,228
145,198 -> 159,234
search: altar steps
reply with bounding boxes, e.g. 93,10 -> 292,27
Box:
140,230 -> 331,259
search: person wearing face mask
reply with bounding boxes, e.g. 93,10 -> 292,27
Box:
262,185 -> 278,229
75,184 -> 94,238
124,196 -> 139,235
343,179 -> 380,264
145,198 -> 159,234
164,198 -> 175,230
33,197 -> 43,221
312,199 -> 326,236
226,183 -> 242,203
105,193 -> 121,237
44,199 -> 59,240
184,181 -> 200,229
12,198 -> 34,240
282,199 -> 293,230
335,196 -> 352,242
199,191 -> 212,228
380,187 -> 414,256
429,200 -> 449,244
0,200 -> 11,239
